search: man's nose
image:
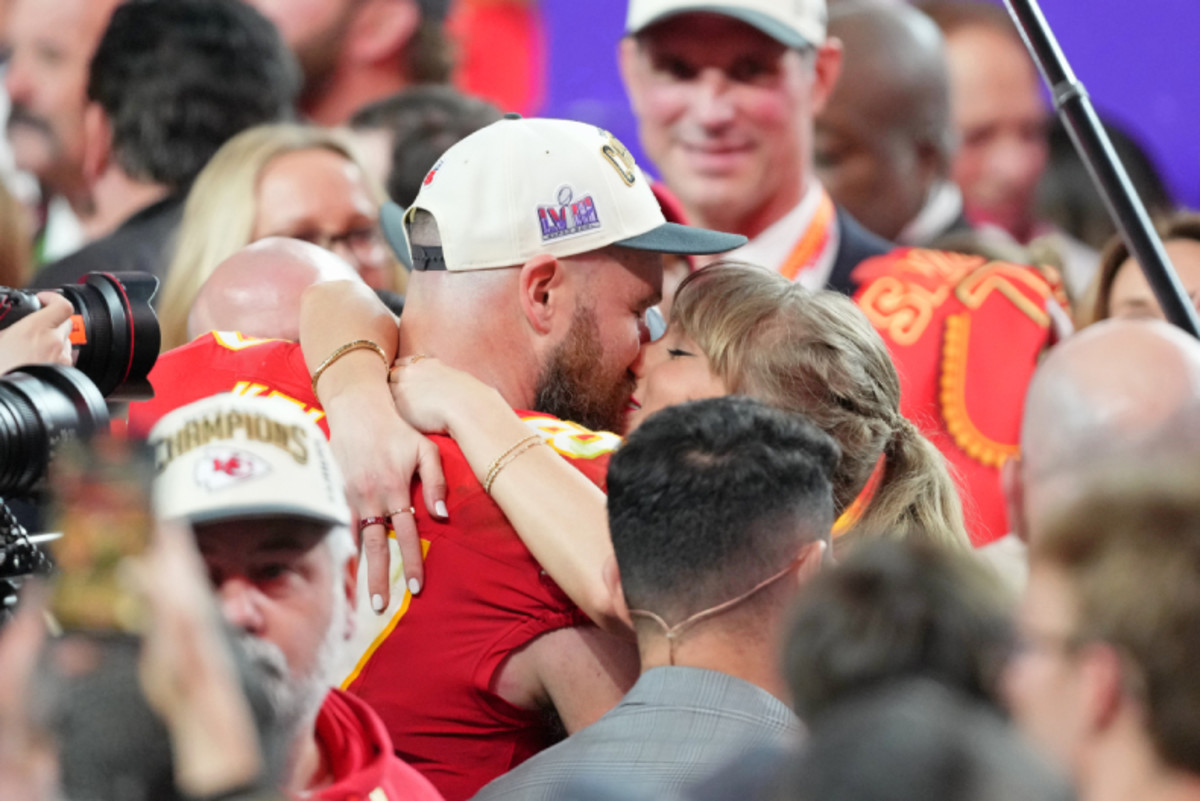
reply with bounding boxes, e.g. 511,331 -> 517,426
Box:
4,56 -> 31,103
216,577 -> 266,633
692,69 -> 737,129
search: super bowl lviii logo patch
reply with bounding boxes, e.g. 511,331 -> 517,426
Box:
538,185 -> 601,242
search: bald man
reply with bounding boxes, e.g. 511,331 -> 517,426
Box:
987,319 -> 1200,585
187,237 -> 363,343
816,2 -> 965,246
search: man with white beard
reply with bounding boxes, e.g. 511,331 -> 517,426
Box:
150,393 -> 443,801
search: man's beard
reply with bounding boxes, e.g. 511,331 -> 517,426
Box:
533,304 -> 634,434
234,593 -> 345,752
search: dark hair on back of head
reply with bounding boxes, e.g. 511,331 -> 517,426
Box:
607,396 -> 838,624
88,0 -> 300,192
784,538 -> 1014,724
350,86 -> 501,207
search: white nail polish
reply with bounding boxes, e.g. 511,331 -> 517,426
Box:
435,500 -> 448,518
408,578 -> 422,596
371,593 -> 385,613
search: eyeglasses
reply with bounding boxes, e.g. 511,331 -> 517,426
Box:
286,224 -> 385,263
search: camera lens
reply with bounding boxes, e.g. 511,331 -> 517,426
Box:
0,365 -> 109,497
59,273 -> 160,397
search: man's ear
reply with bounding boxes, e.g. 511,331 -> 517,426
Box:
81,102 -> 111,187
348,0 -> 420,66
1080,642 -> 1125,734
810,39 -> 844,116
795,539 -> 827,587
342,552 -> 359,641
518,253 -> 568,336
1003,455 -> 1029,544
617,37 -> 646,118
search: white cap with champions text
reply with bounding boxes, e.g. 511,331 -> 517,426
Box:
380,115 -> 747,272
626,0 -> 827,50
149,394 -> 350,528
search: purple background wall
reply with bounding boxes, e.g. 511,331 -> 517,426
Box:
537,0 -> 1200,208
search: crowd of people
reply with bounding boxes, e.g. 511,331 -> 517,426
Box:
1,1 -> 1198,800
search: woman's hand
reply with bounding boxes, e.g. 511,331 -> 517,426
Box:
388,355 -> 505,436
0,293 -> 74,373
323,389 -> 447,613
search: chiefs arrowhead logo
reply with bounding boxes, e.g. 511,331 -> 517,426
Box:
194,447 -> 270,491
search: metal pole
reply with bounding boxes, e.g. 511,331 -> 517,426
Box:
1002,0 -> 1200,337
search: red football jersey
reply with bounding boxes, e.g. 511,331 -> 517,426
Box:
310,689 -> 444,801
852,249 -> 1063,546
127,332 -> 326,439
341,414 -> 620,801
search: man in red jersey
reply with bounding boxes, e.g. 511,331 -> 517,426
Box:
299,116 -> 744,799
150,393 -> 443,801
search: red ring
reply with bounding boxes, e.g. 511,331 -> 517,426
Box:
358,516 -> 390,531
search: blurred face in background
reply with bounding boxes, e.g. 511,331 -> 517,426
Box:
1003,563 -> 1091,771
240,0 -> 357,86
4,0 -> 119,196
1108,239 -> 1200,321
945,24 -> 1048,242
620,14 -> 838,238
251,147 -> 392,289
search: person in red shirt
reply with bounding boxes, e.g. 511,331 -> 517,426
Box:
300,116 -> 743,799
149,394 -> 443,801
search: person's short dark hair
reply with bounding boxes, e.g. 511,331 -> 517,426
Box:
88,0 -> 300,193
351,86 -> 501,207
607,396 -> 838,622
784,538 -> 1014,724
776,680 -> 1072,801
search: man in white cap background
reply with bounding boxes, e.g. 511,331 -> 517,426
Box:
150,393 -> 443,801
295,115 -> 744,800
619,0 -> 891,292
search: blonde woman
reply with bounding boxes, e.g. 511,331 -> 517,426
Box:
304,262 -> 970,630
157,123 -> 404,350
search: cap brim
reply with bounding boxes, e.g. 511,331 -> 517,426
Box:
380,201 -> 413,271
635,6 -> 814,50
183,504 -> 346,529
616,222 -> 747,256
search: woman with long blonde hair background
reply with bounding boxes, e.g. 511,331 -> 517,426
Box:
157,123 -> 404,350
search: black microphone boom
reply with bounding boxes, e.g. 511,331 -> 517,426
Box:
1002,0 -> 1200,337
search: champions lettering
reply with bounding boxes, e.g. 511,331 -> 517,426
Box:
156,411 -> 309,471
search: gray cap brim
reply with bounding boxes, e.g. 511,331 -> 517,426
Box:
616,222 -> 747,255
634,6 -> 814,49
380,201 -> 414,270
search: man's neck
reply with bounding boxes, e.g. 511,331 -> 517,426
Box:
302,67 -> 409,126
88,169 -> 170,238
636,626 -> 788,703
288,719 -> 330,794
1079,723 -> 1200,801
399,319 -> 538,412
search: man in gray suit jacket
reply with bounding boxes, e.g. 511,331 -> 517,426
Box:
472,396 -> 839,801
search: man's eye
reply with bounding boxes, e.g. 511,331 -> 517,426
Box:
729,59 -> 772,83
667,348 -> 692,358
655,55 -> 697,81
253,563 -> 292,583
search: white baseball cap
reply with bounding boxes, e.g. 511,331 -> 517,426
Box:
626,0 -> 827,49
381,115 -> 746,272
149,394 -> 350,528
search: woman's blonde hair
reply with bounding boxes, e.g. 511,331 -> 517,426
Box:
157,123 -> 402,350
1077,211 -> 1200,328
671,262 -> 969,552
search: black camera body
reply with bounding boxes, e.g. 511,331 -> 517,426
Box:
0,272 -> 160,397
0,273 -> 160,605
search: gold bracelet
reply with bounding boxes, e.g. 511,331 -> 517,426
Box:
310,339 -> 389,396
482,433 -> 544,495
